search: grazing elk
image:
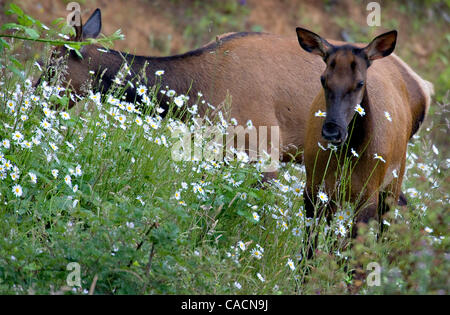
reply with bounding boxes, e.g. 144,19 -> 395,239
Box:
37,8 -> 328,171
296,27 -> 433,242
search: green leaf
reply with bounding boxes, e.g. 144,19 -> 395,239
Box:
59,95 -> 70,107
9,56 -> 24,70
73,48 -> 83,59
60,24 -> 73,35
24,28 -> 40,40
17,15 -> 34,27
1,22 -> 25,31
8,3 -> 24,16
0,38 -> 11,50
51,17 -> 65,25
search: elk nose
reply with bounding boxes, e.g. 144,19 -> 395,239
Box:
322,122 -> 341,142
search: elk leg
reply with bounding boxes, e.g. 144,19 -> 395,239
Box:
352,194 -> 379,238
303,187 -> 322,260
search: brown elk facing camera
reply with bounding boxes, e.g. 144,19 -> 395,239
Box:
296,27 -> 433,249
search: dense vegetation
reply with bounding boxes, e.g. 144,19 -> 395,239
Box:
0,2 -> 448,294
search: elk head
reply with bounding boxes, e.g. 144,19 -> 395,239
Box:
296,27 -> 397,145
35,9 -> 103,107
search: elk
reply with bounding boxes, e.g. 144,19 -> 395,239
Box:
296,27 -> 433,241
37,8 -> 327,173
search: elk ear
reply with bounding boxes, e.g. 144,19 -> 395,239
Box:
296,27 -> 332,58
364,30 -> 397,61
82,8 -> 102,39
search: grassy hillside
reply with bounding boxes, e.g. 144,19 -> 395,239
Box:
0,1 -> 448,294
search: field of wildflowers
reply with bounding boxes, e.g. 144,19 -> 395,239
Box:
0,3 -> 448,294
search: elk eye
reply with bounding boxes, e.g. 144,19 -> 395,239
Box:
320,76 -> 326,87
356,81 -> 364,90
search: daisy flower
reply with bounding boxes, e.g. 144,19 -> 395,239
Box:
314,110 -> 327,117
32,137 -> 41,146
252,212 -> 260,222
125,103 -> 135,113
155,70 -> 164,76
256,273 -> 265,282
107,95 -> 119,105
64,175 -> 72,187
21,141 -> 32,149
237,241 -> 246,251
373,153 -> 386,163
424,227 -> 433,233
141,94 -> 151,106
351,148 -> 359,158
137,85 -> 147,96
6,100 -> 16,112
432,145 -> 439,155
406,187 -> 419,198
60,112 -> 70,120
90,92 -> 101,104
49,142 -> 58,151
10,172 -> 19,181
135,116 -> 143,126
318,142 -> 327,151
292,227 -> 302,236
116,115 -> 126,124
42,107 -> 51,117
335,211 -> 346,223
12,131 -> 24,142
292,182 -> 304,197
66,141 -> 75,150
2,139 -> 10,149
75,165 -> 82,177
40,119 -> 51,130
4,160 -> 12,170
251,248 -> 263,260
317,191 -> 328,203
384,111 -> 392,122
29,172 -> 37,184
287,258 -> 295,271
354,104 -> 365,116
108,107 -> 120,118
51,169 -> 59,179
12,184 -> 23,197
174,96 -> 185,107
336,224 -> 347,237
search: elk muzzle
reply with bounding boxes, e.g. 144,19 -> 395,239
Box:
321,121 -> 347,145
